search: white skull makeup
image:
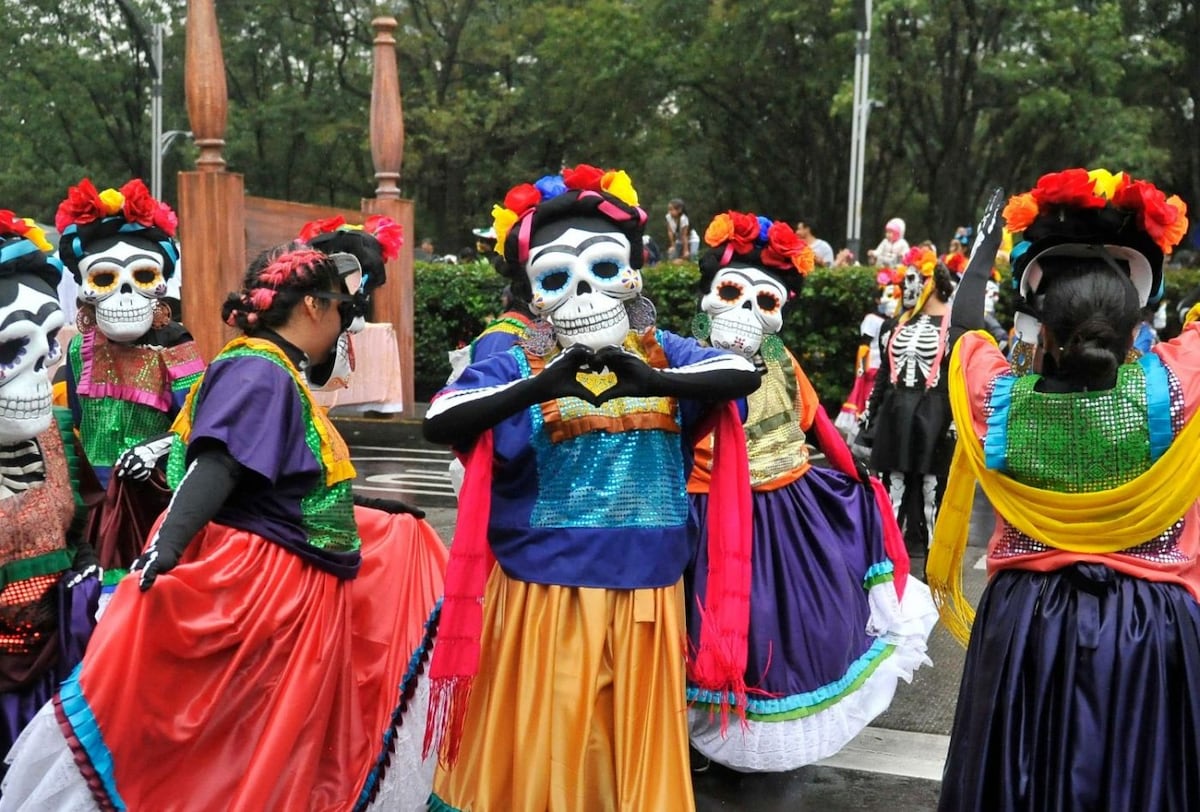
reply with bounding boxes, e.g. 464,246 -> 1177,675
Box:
902,266 -> 925,310
700,265 -> 787,359
308,331 -> 356,391
78,240 -> 167,342
526,226 -> 640,351
0,282 -> 64,442
984,279 -> 1000,316
879,285 -> 902,319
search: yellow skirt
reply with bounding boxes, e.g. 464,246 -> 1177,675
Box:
431,566 -> 695,812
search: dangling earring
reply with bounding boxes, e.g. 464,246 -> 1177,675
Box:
76,303 -> 97,334
691,312 -> 712,342
152,299 -> 172,329
759,334 -> 786,362
520,315 -> 557,357
1009,339 -> 1035,375
624,295 -> 657,333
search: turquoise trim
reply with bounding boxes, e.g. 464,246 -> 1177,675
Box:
428,793 -> 461,811
0,239 -> 39,265
688,638 -> 892,715
1138,353 -> 1172,461
59,663 -> 126,810
984,374 -> 1017,471
863,560 -> 895,590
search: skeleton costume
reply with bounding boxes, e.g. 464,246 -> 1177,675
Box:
862,246 -> 956,560
423,165 -> 760,812
684,213 -> 935,772
931,172 -> 1200,811
0,213 -> 100,766
1,245 -> 447,811
55,179 -> 204,491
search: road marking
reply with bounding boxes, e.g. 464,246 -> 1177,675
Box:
351,445 -> 452,456
816,726 -> 948,781
973,553 -> 988,570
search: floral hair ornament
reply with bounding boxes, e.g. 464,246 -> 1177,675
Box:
55,178 -> 180,282
901,246 -> 938,278
299,214 -> 402,295
700,212 -> 813,301
0,210 -> 64,290
490,164 -> 645,267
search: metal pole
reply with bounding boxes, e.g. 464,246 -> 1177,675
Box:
846,36 -> 863,250
152,23 -> 164,200
846,0 -> 871,261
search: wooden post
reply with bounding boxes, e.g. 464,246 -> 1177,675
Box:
364,16 -> 415,417
177,0 -> 244,362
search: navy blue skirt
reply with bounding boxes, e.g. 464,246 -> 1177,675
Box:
941,563 -> 1200,811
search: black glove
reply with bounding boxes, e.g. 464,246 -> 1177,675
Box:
114,433 -> 175,480
66,540 -> 102,589
424,344 -> 600,444
353,493 -> 426,519
131,447 -> 242,591
591,345 -> 760,404
951,187 -> 1006,338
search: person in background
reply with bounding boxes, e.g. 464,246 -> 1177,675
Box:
415,238 -> 436,262
868,218 -> 910,268
666,198 -> 699,261
795,216 -> 835,267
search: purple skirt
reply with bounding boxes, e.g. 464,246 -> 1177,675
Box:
941,563 -> 1200,811
687,466 -> 890,700
0,574 -> 100,758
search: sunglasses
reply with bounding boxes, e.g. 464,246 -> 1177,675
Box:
310,252 -> 371,331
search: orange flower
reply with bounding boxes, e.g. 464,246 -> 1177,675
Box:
1002,192 -> 1038,233
705,213 -> 734,247
1160,195 -> 1190,253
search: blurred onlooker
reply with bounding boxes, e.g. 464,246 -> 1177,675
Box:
665,198 -> 699,261
794,216 -> 835,267
867,218 -> 910,268
833,247 -> 859,267
415,238 -> 436,262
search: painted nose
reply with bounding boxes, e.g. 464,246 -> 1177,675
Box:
576,280 -> 592,295
741,301 -> 753,310
120,283 -> 133,294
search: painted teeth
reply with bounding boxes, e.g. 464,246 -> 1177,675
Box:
555,307 -> 624,334
0,393 -> 51,419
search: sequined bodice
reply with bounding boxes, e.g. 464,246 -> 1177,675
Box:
745,356 -> 808,487
1005,366 -> 1150,493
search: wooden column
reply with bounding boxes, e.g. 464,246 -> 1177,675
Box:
363,16 -> 415,417
177,0 -> 244,362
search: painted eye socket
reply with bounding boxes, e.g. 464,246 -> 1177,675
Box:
591,260 -> 620,279
0,337 -> 28,369
45,330 -> 62,364
717,281 -> 744,302
538,269 -> 570,292
133,268 -> 160,286
88,270 -> 118,290
756,291 -> 782,313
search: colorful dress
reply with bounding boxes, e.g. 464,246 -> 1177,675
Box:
65,324 -> 204,488
686,350 -> 936,771
938,327 -> 1200,810
0,409 -> 99,761
1,337 -> 446,811
429,329 -> 731,812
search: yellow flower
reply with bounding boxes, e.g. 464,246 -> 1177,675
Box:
21,219 -> 52,252
492,204 -> 519,249
1087,168 -> 1126,200
600,170 -> 639,207
99,188 -> 125,216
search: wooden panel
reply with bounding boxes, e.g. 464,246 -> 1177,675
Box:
361,197 -> 415,417
177,171 -> 246,362
243,196 -> 361,263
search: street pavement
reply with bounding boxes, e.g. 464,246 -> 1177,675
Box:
336,414 -> 993,811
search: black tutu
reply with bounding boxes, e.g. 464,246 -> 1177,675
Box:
869,387 -> 953,475
941,563 -> 1200,811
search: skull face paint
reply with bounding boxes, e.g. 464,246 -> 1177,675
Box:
0,281 -> 64,442
526,225 -> 640,350
78,240 -> 166,342
984,279 -> 1000,316
902,266 -> 925,310
700,264 -> 787,358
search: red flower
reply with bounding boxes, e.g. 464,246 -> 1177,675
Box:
365,214 -> 405,261
1113,178 -> 1186,252
55,178 -> 106,232
561,163 -> 605,191
0,210 -> 31,238
502,184 -> 542,216
299,215 -> 347,243
1030,168 -> 1106,210
119,179 -> 157,227
727,211 -> 761,253
152,202 -> 178,237
761,222 -> 813,274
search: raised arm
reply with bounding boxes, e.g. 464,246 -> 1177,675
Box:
950,187 -> 1006,344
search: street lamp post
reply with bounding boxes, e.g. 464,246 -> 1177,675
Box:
846,0 -> 872,261
113,0 -> 165,199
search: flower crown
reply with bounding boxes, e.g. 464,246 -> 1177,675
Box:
491,163 -> 640,250
54,178 -> 178,238
0,210 -> 53,253
298,214 -> 404,262
704,212 -> 815,276
901,246 -> 938,277
1002,168 -> 1188,254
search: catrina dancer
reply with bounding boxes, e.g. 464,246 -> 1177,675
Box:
860,245 -> 959,566
685,212 -> 936,772
1,243 -> 446,811
0,212 -> 100,772
930,171 -> 1200,810
835,267 -> 902,436
422,164 -> 760,811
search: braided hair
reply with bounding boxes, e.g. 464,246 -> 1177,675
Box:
221,243 -> 341,333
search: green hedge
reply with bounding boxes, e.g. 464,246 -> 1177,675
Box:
412,261 -> 1200,408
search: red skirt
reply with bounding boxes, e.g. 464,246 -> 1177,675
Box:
59,506 -> 446,812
